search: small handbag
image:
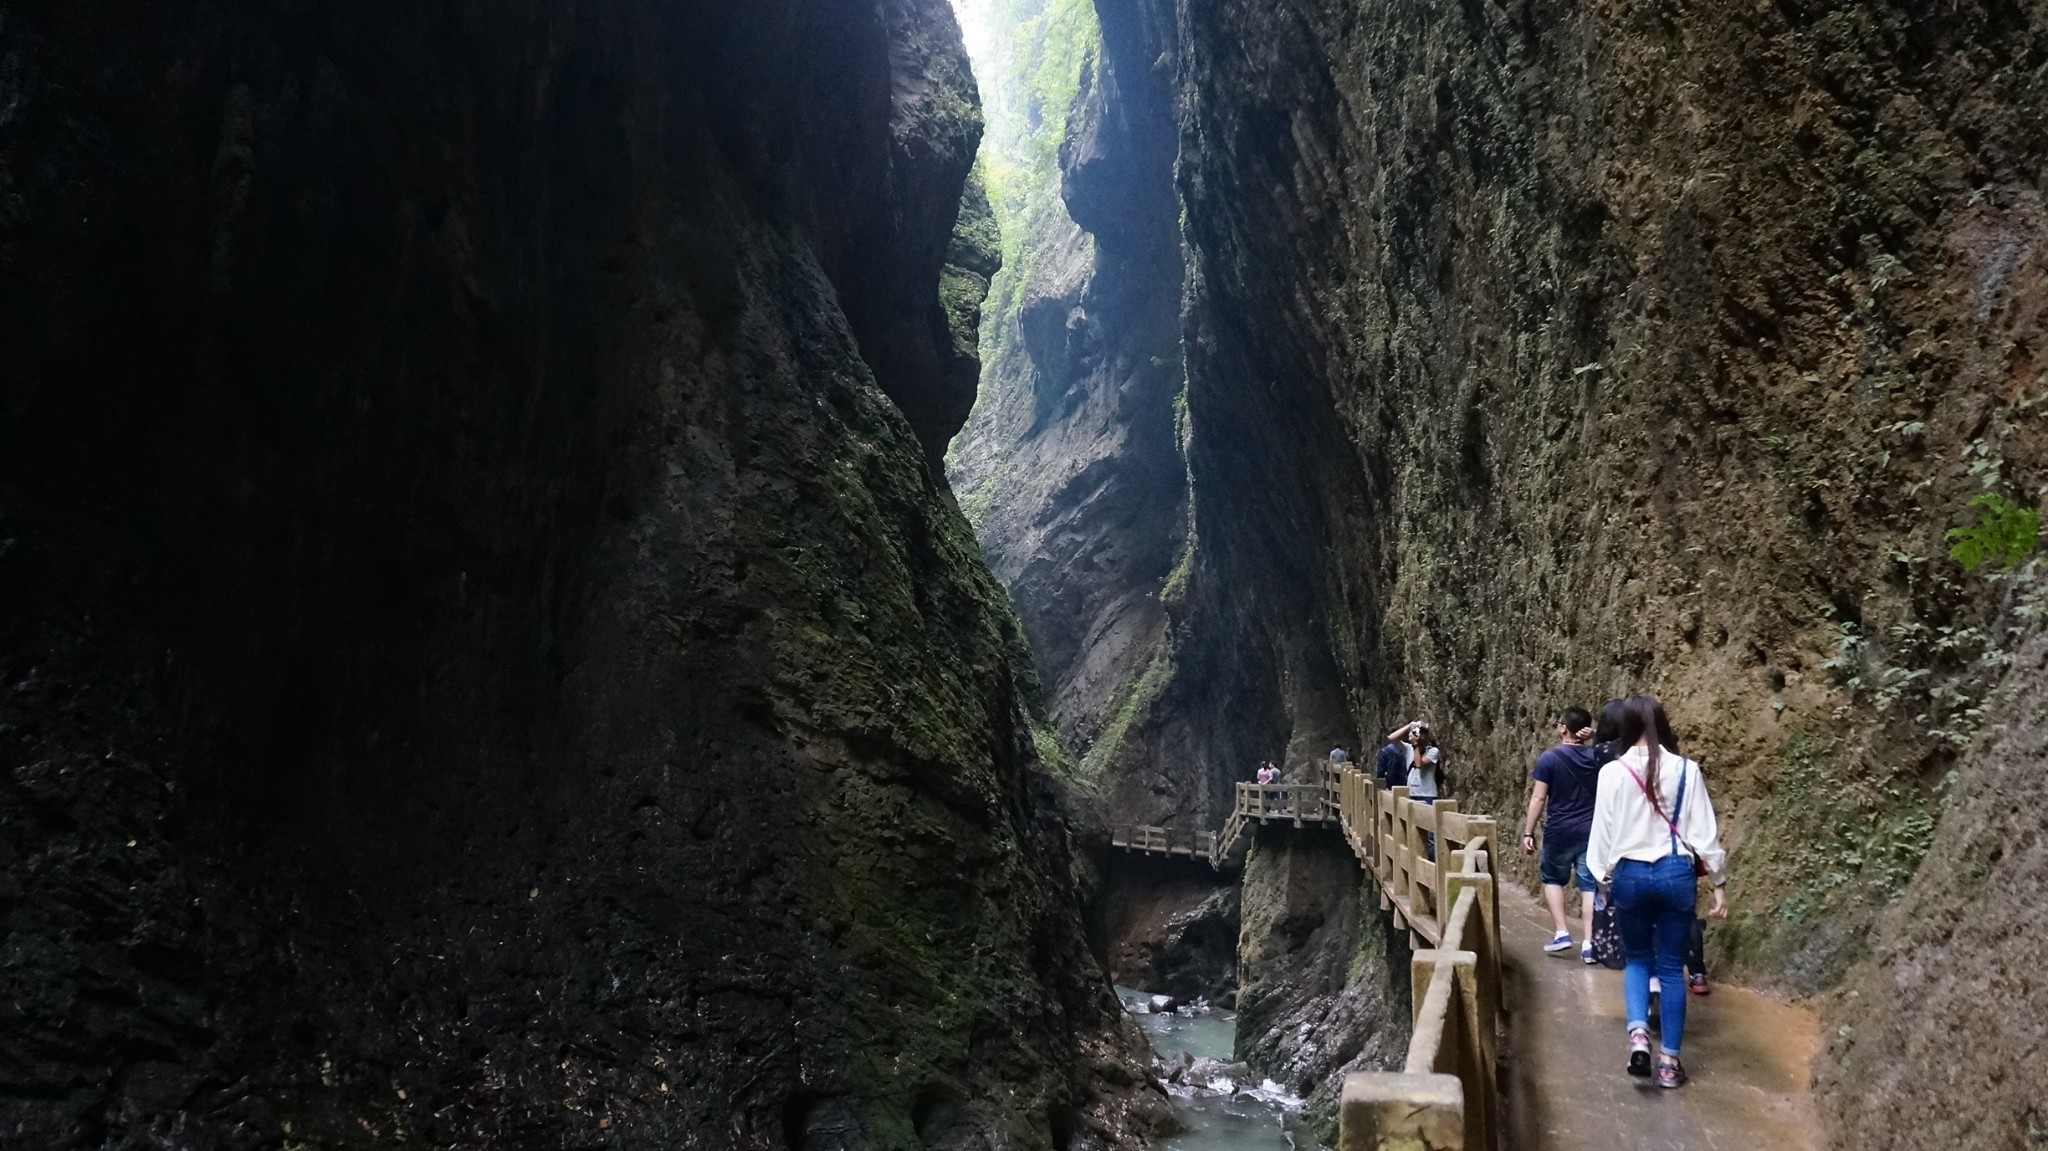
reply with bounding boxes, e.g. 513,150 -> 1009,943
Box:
1590,894 -> 1628,969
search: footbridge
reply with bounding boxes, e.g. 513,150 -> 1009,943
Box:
1111,766 -> 1822,1151
1116,766 -> 1508,1149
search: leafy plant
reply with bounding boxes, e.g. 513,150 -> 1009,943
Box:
1946,491 -> 2039,573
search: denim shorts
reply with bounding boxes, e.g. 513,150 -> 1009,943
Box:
1539,834 -> 1596,892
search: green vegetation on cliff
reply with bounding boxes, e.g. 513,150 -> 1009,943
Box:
953,0 -> 1099,376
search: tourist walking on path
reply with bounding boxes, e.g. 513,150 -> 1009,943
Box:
1586,695 -> 1729,1089
1521,706 -> 1602,961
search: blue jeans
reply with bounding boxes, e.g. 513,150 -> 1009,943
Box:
1611,855 -> 1696,1055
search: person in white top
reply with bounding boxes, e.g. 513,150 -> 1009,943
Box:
1396,722 -> 1440,800
1585,695 -> 1729,1090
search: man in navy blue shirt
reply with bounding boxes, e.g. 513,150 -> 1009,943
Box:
1520,706 -> 1602,961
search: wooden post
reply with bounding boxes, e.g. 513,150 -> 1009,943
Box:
1464,818 -> 1502,954
1339,1073 -> 1463,1151
1410,800 -> 1434,922
1450,955 -> 1496,1151
1408,949 -> 1472,1030
1443,872 -> 1499,1060
1379,787 -> 1397,905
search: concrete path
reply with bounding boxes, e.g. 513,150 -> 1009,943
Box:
1497,887 -> 1823,1151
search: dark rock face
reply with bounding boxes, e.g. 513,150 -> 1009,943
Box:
1100,859 -> 1239,1004
1234,830 -> 1410,1140
0,1 -> 1161,1146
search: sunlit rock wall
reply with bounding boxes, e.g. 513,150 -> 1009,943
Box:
1112,0 -> 2047,1141
949,0 -> 1190,785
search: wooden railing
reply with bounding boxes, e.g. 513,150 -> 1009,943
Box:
1332,773 -> 1501,1151
1108,763 -> 1504,1150
1107,823 -> 1220,860
1112,782 -> 1327,866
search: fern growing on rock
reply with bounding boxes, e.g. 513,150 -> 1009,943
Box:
1946,491 -> 2041,573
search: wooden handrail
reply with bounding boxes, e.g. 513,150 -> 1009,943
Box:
1329,764 -> 1501,1151
1104,762 -> 1505,1149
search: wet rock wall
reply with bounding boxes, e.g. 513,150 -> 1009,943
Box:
1146,0 -> 2048,1145
1232,830 -> 1410,1143
0,1 -> 1159,1146
951,0 -> 2048,1140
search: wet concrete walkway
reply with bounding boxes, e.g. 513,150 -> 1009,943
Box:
1497,887 -> 1823,1151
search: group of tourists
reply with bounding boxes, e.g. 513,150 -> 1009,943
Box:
1520,694 -> 1729,1089
1254,696 -> 1726,1089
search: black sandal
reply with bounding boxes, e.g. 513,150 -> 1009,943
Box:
1656,1057 -> 1687,1089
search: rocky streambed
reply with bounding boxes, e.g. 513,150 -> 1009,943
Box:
1116,987 -> 1309,1150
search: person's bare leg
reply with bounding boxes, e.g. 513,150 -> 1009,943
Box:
1580,888 -> 1596,945
1543,882 -> 1570,935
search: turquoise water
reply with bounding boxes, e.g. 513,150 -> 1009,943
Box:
1115,987 -> 1304,1151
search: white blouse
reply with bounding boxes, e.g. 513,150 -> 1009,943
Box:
1585,744 -> 1728,886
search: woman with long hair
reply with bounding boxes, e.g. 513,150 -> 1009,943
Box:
1585,695 -> 1729,1088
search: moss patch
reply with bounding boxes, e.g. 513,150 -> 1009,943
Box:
1716,732 -> 1937,991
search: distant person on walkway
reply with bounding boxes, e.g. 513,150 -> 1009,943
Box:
1402,723 -> 1441,802
1373,723 -> 1416,790
1329,745 -> 1348,766
1379,719 -> 1434,792
1256,761 -> 1278,786
1587,695 -> 1729,1089
1398,721 -> 1443,860
1520,706 -> 1601,961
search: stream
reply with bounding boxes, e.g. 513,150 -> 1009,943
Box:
1115,987 -> 1306,1151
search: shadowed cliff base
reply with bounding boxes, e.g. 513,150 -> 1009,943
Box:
1099,855 -> 1239,1006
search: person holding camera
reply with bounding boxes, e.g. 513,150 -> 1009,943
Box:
1383,719 -> 1443,857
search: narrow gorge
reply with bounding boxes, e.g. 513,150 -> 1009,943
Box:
958,0 -> 2048,1147
3,0 -> 2045,1149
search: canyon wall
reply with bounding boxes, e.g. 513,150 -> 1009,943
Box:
949,0 -> 1189,791
961,0 -> 2047,1142
0,1 -> 1166,1146
1170,0 -> 2048,1142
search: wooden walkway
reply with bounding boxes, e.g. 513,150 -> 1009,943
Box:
1112,772 -> 1494,950
1117,767 -> 1507,1148
1111,766 -> 1821,1151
